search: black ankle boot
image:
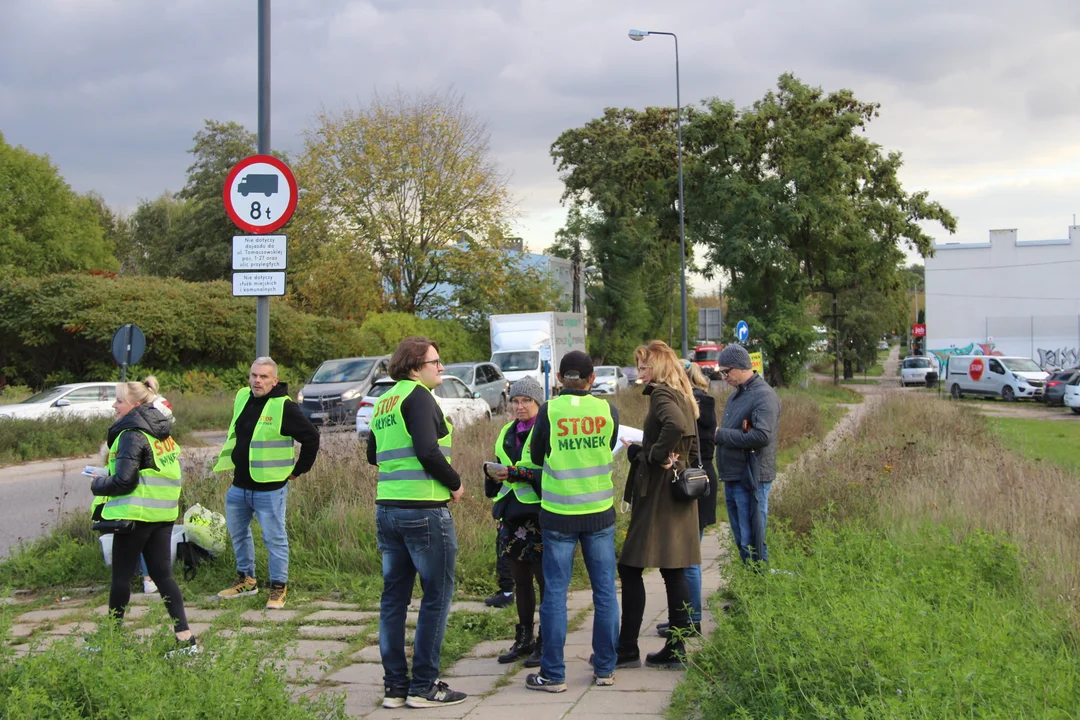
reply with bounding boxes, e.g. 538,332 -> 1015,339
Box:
524,628 -> 542,668
645,639 -> 686,669
498,624 -> 534,664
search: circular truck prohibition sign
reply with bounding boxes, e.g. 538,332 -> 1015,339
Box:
223,155 -> 298,234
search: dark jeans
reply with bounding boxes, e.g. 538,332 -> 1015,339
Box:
496,540 -> 514,593
376,506 -> 457,696
618,565 -> 689,650
725,481 -> 772,563
110,521 -> 189,633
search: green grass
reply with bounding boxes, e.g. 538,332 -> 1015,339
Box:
672,523 -> 1080,718
0,416 -> 111,466
988,417 -> 1080,474
0,387 -> 32,406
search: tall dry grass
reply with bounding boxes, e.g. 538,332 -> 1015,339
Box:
773,392 -> 1080,627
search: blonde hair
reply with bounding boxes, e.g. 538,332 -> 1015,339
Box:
634,341 -> 699,418
116,376 -> 161,406
685,362 -> 709,390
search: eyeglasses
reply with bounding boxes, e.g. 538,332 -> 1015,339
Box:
510,398 -> 537,406
421,359 -> 444,367
716,368 -> 730,379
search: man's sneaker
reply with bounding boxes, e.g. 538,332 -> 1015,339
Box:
266,582 -> 287,610
525,673 -> 567,693
217,573 -> 258,599
589,649 -> 641,670
484,591 -> 514,608
142,578 -> 158,594
165,636 -> 199,659
382,687 -> 408,709
594,673 -> 615,686
405,680 -> 467,708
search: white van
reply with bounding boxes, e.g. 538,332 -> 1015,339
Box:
946,355 -> 1048,401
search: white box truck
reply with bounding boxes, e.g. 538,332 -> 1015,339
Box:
489,312 -> 587,398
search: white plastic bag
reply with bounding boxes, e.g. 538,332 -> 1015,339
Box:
183,503 -> 227,557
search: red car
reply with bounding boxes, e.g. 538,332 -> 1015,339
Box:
692,343 -> 724,378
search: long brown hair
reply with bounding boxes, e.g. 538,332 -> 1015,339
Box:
634,341 -> 699,418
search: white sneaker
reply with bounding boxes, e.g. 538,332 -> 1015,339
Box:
143,578 -> 158,594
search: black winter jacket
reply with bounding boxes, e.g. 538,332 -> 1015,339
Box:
91,404 -> 175,502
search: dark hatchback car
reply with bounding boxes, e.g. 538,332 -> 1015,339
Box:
1042,368 -> 1079,406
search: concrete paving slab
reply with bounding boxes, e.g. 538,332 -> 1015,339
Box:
16,608 -> 81,623
444,657 -> 506,677
571,689 -> 671,715
311,600 -> 364,610
601,666 -> 685,692
325,662 -> 386,685
465,702 -> 575,720
184,608 -> 226,623
286,639 -> 350,659
465,639 -> 508,658
9,624 -> 36,638
297,625 -> 368,640
437,674 -> 500,696
304,610 -> 377,623
449,601 -> 491,614
352,644 -> 383,663
240,609 -> 301,623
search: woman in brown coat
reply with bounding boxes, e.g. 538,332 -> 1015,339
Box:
617,340 -> 701,669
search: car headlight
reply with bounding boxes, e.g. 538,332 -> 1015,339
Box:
297,391 -> 304,402
341,388 -> 361,401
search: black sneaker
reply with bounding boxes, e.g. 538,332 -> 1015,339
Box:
383,686 -> 408,709
525,673 -> 567,693
406,680 -> 467,708
484,591 -> 514,608
589,649 -> 641,670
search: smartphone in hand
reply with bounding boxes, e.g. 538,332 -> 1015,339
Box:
483,462 -> 508,479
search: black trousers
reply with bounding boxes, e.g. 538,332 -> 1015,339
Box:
496,538 -> 514,593
617,564 -> 689,650
508,556 -> 545,628
110,521 -> 189,633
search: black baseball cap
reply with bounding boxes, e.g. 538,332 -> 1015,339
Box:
559,350 -> 594,379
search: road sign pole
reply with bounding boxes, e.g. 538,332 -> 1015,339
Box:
120,324 -> 133,382
255,0 -> 271,359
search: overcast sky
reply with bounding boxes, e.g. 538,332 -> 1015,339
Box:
3,0 -> 1080,283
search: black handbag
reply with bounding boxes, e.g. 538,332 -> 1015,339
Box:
92,519 -> 135,534
672,425 -> 711,502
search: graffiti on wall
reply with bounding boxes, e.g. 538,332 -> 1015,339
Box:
1037,346 -> 1079,369
928,342 -> 1003,369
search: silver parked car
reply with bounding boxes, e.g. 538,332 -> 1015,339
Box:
297,356 -> 390,427
443,362 -> 509,413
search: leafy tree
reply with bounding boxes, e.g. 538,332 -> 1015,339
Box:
127,192 -> 193,275
301,89 -> 513,315
0,131 -> 117,275
687,75 -> 956,385
85,192 -> 134,272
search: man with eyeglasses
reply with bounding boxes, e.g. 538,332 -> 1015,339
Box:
367,337 -> 468,709
714,344 -> 780,564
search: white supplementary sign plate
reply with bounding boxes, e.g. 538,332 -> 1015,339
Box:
232,271 -> 286,297
233,235 -> 287,270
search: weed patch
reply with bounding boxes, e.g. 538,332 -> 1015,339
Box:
672,523 -> 1080,718
0,416 -> 110,465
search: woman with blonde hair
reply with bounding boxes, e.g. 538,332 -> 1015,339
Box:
90,377 -> 195,653
614,340 -> 701,669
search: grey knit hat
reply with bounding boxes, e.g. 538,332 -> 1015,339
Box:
508,376 -> 545,406
717,343 -> 752,370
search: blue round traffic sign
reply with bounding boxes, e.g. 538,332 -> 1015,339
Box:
735,321 -> 749,343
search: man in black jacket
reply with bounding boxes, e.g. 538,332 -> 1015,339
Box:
214,357 -> 319,608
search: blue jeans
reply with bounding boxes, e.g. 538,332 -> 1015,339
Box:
540,525 -> 619,682
685,529 -> 705,623
725,481 -> 772,563
225,484 -> 289,584
376,506 -> 457,696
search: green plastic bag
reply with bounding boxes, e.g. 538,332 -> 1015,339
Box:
183,503 -> 227,556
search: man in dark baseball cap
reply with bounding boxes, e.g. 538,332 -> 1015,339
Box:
558,350 -> 594,381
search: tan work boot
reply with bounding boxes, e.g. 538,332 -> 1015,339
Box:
218,573 -> 258,599
266,582 -> 287,609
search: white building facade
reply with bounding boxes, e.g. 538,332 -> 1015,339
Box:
924,226 -> 1080,369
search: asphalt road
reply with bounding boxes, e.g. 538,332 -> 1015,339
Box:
0,434 -> 227,558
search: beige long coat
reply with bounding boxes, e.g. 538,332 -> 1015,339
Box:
620,383 -> 702,569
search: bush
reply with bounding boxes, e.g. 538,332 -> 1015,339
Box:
0,416 -> 110,464
0,619 -> 346,719
672,523 -> 1080,718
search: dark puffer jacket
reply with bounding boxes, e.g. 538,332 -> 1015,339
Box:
91,404 -> 175,501
715,374 -> 781,484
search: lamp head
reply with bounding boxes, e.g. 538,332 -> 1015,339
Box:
628,28 -> 648,41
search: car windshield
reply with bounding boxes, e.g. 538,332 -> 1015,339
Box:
443,365 -> 472,382
1001,358 -> 1042,373
904,358 -> 931,369
311,359 -> 375,384
595,367 -> 616,377
694,350 -> 720,361
20,386 -> 71,404
493,351 -> 539,372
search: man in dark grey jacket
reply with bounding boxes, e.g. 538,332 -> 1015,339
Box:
714,344 -> 781,562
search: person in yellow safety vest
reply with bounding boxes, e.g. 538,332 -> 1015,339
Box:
523,351 -> 621,694
365,337 -> 468,710
213,357 -> 320,610
89,376 -> 195,654
485,376 -> 546,667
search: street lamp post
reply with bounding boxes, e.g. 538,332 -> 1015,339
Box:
629,28 -> 688,359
